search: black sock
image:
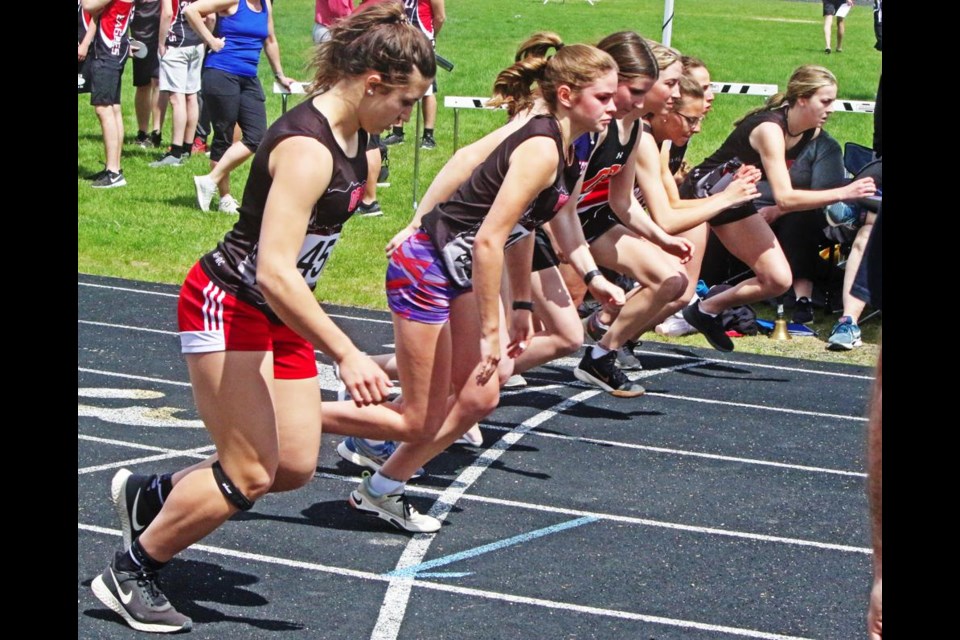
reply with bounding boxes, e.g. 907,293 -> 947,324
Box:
423,128 -> 434,138
392,126 -> 404,137
180,144 -> 192,156
116,539 -> 167,573
169,146 -> 183,158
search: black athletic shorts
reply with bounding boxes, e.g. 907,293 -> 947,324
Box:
132,39 -> 160,86
531,227 -> 560,272
823,0 -> 848,17
89,57 -> 124,105
579,205 -> 622,244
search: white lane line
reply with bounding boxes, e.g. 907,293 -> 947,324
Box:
646,391 -> 867,422
79,280 -> 872,380
79,319 -> 178,336
78,522 -> 815,640
77,367 -> 863,477
371,388 -> 602,640
77,435 -> 213,473
317,473 -> 869,555
476,424 -> 865,477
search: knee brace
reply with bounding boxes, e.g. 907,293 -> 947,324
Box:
211,461 -> 255,511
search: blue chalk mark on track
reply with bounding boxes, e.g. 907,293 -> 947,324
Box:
386,516 -> 599,578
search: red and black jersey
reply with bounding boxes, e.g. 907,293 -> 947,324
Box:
575,118 -> 640,218
199,99 -> 368,324
92,0 -> 134,65
78,1 -> 94,42
165,0 -> 202,48
402,0 -> 435,39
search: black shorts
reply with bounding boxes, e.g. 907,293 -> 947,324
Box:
851,205 -> 882,310
78,57 -> 92,94
89,57 -> 124,106
531,227 -> 560,272
678,178 -> 759,227
823,0 -> 847,17
579,205 -> 621,244
132,39 -> 160,86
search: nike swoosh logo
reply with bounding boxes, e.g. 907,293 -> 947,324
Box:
131,489 -> 145,533
111,568 -> 134,605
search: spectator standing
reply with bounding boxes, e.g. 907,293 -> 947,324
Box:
822,0 -> 854,54
186,0 -> 295,214
78,1 -> 97,93
150,0 -> 208,167
313,0 -> 353,44
83,0 -> 135,188
132,0 -> 166,148
383,0 -> 445,149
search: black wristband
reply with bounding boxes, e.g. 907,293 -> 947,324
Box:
512,300 -> 534,312
583,269 -> 603,286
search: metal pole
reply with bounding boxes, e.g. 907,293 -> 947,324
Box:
662,0 -> 675,46
412,102 -> 423,211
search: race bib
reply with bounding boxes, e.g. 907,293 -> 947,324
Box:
296,232 -> 340,286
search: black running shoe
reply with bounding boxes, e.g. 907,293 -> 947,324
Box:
792,297 -> 814,325
112,469 -> 161,550
573,350 -> 645,398
383,132 -> 405,146
420,134 -> 436,149
91,559 -> 192,633
91,169 -> 127,189
682,301 -> 734,352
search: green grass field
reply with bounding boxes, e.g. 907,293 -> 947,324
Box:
77,0 -> 881,365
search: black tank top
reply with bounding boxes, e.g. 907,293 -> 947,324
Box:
575,118 -> 641,218
422,115 -> 581,288
694,109 -> 816,179
200,99 -> 368,323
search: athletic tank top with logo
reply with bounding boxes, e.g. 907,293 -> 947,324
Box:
421,115 -> 581,288
200,99 -> 368,323
574,118 -> 641,219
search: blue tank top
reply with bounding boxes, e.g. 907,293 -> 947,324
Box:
204,0 -> 269,77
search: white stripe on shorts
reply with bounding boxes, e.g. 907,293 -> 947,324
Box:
201,281 -> 226,332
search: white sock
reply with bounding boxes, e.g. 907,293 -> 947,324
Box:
591,344 -> 611,359
370,471 -> 403,496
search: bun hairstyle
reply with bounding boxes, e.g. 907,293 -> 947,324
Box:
736,64 -> 837,125
596,31 -> 659,82
489,33 -> 617,117
309,1 -> 436,95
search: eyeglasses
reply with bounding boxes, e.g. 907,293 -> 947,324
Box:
673,112 -> 706,128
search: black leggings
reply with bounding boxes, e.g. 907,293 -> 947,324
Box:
201,67 -> 266,162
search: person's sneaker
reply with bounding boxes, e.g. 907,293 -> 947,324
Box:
87,166 -> 109,181
573,349 -> 645,398
337,437 -> 423,478
92,170 -> 127,189
792,297 -> 814,325
655,311 -> 696,337
149,152 -> 183,168
377,147 -> 390,186
383,131 -> 405,146
455,423 -> 483,446
135,130 -> 151,148
615,340 -> 643,371
348,473 -> 440,533
218,194 -> 240,215
194,175 -> 217,211
681,301 -> 734,352
150,130 -> 162,149
355,200 -> 383,217
420,134 -> 436,150
503,373 -> 527,388
111,469 -> 161,550
190,137 -> 208,155
91,559 -> 192,633
824,201 -> 863,229
583,310 -> 610,344
826,316 -> 862,351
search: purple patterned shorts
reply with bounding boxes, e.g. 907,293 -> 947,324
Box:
386,231 -> 469,324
